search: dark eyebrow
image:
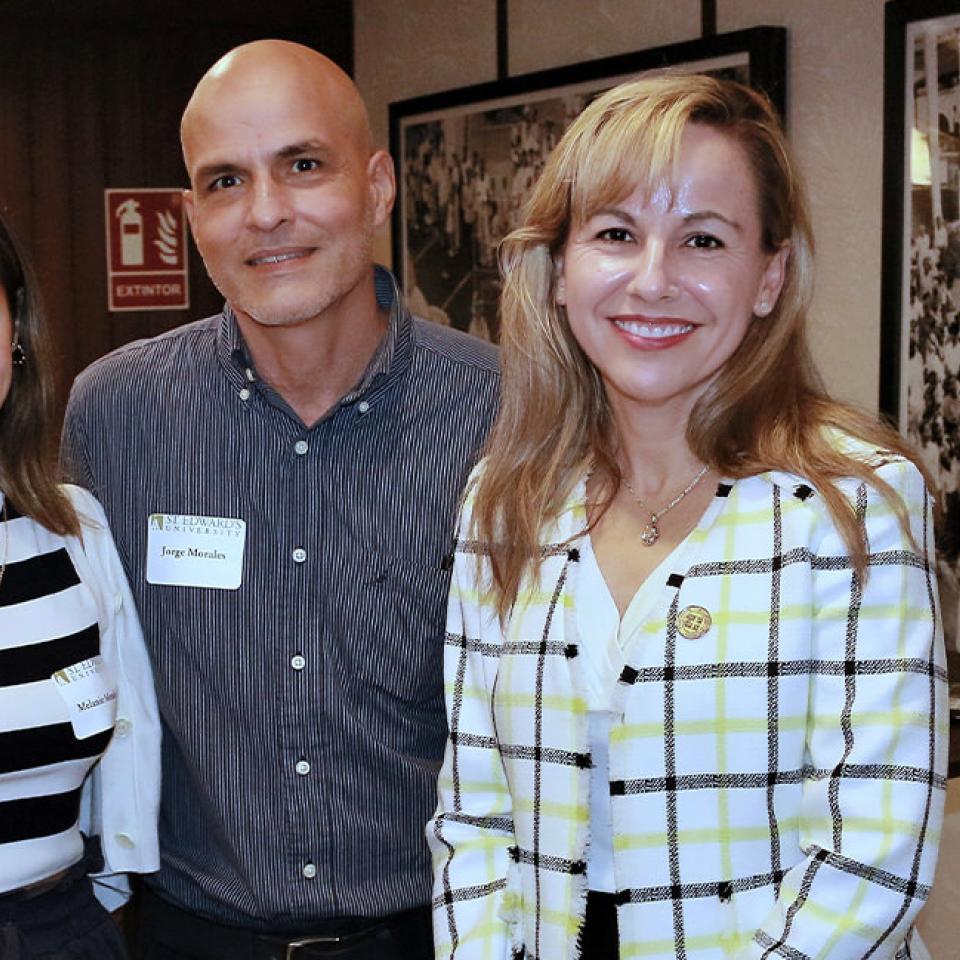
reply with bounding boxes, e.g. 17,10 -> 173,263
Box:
682,210 -> 743,232
275,140 -> 334,162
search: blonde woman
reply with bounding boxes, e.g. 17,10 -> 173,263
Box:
428,76 -> 946,959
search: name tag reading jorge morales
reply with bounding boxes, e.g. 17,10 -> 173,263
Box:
146,513 -> 247,590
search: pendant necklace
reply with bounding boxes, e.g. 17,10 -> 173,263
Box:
622,464 -> 710,547
0,497 -> 8,593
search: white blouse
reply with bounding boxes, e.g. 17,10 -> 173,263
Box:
575,531 -> 698,892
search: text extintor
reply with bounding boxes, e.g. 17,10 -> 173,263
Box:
105,189 -> 189,311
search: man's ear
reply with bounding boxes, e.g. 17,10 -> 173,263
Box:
367,150 -> 396,228
182,188 -> 197,240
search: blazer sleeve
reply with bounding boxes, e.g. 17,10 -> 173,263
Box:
741,458 -> 948,958
70,488 -> 162,909
427,496 -> 519,960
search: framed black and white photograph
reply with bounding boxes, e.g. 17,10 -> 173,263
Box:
389,26 -> 786,342
881,0 -> 960,656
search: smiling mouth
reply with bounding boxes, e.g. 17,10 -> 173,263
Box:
246,249 -> 312,267
613,319 -> 695,338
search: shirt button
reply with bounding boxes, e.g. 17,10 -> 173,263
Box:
357,400 -> 370,414
302,862 -> 317,879
114,718 -> 132,738
116,833 -> 135,849
292,547 -> 307,563
294,440 -> 309,456
114,592 -> 123,612
291,654 -> 306,671
295,759 -> 311,776
239,388 -> 251,401
245,367 -> 256,382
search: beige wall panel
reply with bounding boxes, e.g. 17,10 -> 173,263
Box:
720,0 -> 886,411
355,0 -> 497,265
914,776 -> 960,955
509,0 -> 700,74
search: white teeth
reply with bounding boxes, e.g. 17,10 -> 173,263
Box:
251,251 -> 303,266
614,319 -> 694,338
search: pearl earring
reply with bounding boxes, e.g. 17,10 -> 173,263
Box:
11,338 -> 25,367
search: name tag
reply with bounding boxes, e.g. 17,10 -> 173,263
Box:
146,513 -> 246,590
51,656 -> 117,740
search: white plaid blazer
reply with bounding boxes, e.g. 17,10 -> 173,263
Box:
428,447 -> 947,960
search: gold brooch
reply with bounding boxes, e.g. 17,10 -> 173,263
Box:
676,605 -> 711,640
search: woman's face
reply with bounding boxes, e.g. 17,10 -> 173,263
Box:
0,287 -> 11,410
558,123 -> 787,422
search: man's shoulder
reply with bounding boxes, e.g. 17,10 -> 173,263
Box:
407,316 -> 499,377
72,315 -> 220,394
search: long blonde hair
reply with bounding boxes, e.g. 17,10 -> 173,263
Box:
472,73 -> 927,620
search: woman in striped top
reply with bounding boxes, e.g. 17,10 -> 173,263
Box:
0,212 -> 160,958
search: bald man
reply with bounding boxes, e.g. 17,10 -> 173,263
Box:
63,41 -> 499,959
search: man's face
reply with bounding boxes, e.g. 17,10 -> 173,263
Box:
182,70 -> 393,331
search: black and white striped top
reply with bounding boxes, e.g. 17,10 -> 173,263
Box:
0,495 -> 116,893
62,268 -> 500,927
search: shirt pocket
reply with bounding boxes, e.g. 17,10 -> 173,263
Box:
335,548 -> 451,706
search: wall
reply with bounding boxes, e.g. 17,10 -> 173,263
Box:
918,777 -> 960,957
355,0 -> 886,412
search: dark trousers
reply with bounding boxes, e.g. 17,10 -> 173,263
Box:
136,888 -> 433,960
0,855 -> 127,960
579,891 -> 618,960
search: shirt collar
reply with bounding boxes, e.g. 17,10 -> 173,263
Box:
214,265 -> 413,405
340,265 -> 412,403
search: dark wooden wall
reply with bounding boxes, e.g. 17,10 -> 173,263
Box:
0,1 -> 352,405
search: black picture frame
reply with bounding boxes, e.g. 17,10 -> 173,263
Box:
389,26 -> 786,341
880,0 -> 960,422
881,0 -> 960,757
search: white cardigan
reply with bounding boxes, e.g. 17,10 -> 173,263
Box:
53,487 -> 160,908
429,452 -> 947,960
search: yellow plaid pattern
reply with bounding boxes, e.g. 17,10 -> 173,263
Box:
428,448 -> 947,960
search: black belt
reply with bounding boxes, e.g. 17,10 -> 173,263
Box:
140,886 -> 430,959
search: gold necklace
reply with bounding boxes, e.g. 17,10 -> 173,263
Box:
622,464 -> 710,547
0,497 -> 7,593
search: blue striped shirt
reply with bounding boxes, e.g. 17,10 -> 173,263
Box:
61,267 -> 499,928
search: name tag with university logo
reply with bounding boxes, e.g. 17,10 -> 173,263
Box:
146,513 -> 247,590
51,656 -> 118,740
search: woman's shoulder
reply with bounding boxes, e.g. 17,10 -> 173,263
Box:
749,428 -> 929,517
61,484 -> 109,529
3,485 -> 106,542
821,427 -> 916,468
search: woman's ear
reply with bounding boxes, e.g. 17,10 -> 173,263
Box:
555,261 -> 566,306
754,243 -> 789,317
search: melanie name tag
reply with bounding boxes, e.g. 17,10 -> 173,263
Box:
146,513 -> 246,590
51,656 -> 118,740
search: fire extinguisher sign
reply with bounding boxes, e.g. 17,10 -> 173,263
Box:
104,189 -> 189,311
